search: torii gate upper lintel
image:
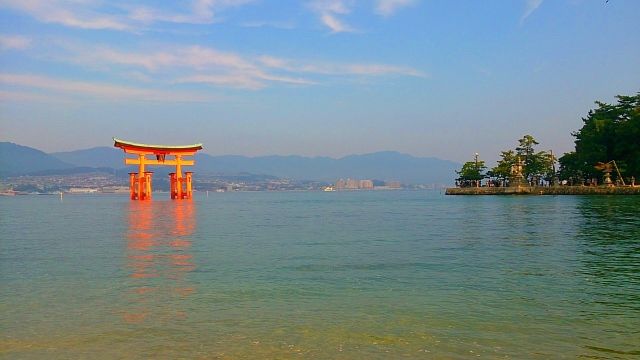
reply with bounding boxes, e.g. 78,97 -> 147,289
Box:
113,138 -> 203,200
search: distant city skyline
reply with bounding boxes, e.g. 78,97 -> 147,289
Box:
1,1 -> 639,164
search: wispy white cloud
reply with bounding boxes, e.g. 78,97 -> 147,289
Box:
44,41 -> 424,90
173,71 -> 315,90
259,55 -> 427,77
0,89 -> 71,103
340,64 -> 425,77
140,0 -> 257,25
125,71 -> 152,82
0,35 -> 31,50
309,0 -> 414,32
53,42 -> 254,73
241,21 -> 295,29
521,0 -> 543,23
259,56 -> 290,69
310,0 -> 357,33
0,73 -> 221,102
310,0 -> 352,14
320,13 -> 355,33
75,43 -> 425,79
0,0 -> 132,31
48,42 -> 315,89
0,0 -> 256,31
173,74 -> 266,90
374,0 -> 416,16
126,0 -> 225,25
181,46 -> 255,71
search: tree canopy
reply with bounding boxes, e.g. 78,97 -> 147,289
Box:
559,93 -> 640,183
487,135 -> 554,183
456,158 -> 486,185
456,92 -> 639,187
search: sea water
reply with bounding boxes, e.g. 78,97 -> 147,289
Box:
1,191 -> 638,359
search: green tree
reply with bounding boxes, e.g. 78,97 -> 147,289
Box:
559,93 -> 640,183
456,160 -> 487,186
557,151 -> 583,183
490,135 -> 555,184
489,150 -> 516,181
515,134 -> 553,182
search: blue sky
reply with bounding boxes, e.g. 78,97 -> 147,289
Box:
0,0 -> 638,164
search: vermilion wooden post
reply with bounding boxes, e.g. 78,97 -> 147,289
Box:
137,154 -> 145,200
175,155 -> 183,200
185,172 -> 193,199
144,172 -> 153,200
129,173 -> 137,200
170,173 -> 177,199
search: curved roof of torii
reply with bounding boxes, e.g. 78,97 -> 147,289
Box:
113,138 -> 203,153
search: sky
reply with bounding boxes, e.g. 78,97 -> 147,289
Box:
0,0 -> 639,164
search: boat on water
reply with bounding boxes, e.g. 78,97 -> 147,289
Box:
324,187 -> 335,191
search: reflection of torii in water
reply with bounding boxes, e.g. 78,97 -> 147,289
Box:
123,200 -> 196,323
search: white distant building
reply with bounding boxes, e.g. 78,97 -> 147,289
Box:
102,186 -> 129,193
68,187 -> 99,193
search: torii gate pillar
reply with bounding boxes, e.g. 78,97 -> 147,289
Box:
128,170 -> 153,200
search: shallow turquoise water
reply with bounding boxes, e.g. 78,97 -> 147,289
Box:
1,191 -> 639,359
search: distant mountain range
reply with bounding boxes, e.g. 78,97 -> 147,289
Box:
52,147 -> 126,169
1,142 -> 460,185
0,142 -> 75,176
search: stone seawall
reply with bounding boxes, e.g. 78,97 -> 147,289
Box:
445,186 -> 640,195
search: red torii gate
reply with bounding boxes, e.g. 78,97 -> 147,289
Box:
113,138 -> 203,200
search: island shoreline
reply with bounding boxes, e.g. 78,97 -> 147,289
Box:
445,186 -> 640,195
